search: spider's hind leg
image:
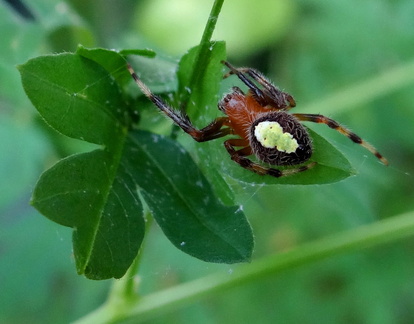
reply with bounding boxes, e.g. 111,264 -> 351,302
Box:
293,113 -> 388,165
224,139 -> 316,178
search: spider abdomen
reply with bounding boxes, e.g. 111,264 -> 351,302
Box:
250,112 -> 312,166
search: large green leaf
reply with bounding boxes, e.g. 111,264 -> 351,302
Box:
30,130 -> 253,269
19,50 -> 147,279
31,149 -> 144,279
18,53 -> 127,147
125,131 -> 253,263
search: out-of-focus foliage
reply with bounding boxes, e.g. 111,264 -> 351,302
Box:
134,0 -> 296,57
1,0 -> 414,323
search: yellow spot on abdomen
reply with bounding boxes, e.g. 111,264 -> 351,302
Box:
254,121 -> 299,153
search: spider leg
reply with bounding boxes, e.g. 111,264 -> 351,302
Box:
224,66 -> 289,102
245,68 -> 296,109
222,61 -> 296,110
224,139 -> 316,178
293,113 -> 388,165
128,63 -> 231,142
221,61 -> 268,107
197,117 -> 234,141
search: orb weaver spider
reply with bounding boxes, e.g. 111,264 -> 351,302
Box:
127,61 -> 388,178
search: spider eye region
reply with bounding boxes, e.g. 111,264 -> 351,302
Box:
254,121 -> 299,153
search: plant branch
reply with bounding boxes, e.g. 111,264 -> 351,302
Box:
181,0 -> 225,108
112,210 -> 414,323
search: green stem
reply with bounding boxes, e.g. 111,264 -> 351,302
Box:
110,210 -> 414,323
181,0 -> 225,108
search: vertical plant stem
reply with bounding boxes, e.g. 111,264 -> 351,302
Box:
181,0 -> 225,108
195,0 -> 225,69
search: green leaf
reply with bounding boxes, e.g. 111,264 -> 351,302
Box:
125,131 -> 253,263
76,45 -> 140,88
18,53 -> 127,147
31,149 -> 145,280
19,51 -> 147,279
119,48 -> 156,57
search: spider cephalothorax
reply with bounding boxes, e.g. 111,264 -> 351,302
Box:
128,61 -> 388,178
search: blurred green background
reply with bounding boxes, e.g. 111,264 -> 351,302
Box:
1,0 -> 414,323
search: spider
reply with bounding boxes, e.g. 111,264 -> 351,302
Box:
127,61 -> 388,178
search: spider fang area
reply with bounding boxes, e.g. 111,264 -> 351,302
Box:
254,121 -> 299,153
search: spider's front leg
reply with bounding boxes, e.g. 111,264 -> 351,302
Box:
222,61 -> 296,110
191,117 -> 233,142
224,139 -> 316,178
128,63 -> 231,142
221,61 -> 266,105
